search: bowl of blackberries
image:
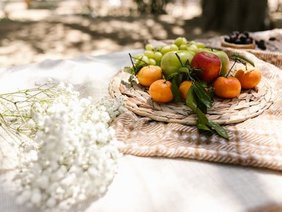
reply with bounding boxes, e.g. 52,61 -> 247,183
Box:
221,31 -> 256,49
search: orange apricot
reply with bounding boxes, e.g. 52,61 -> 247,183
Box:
149,79 -> 174,103
136,65 -> 162,87
179,80 -> 192,100
235,69 -> 262,89
213,76 -> 241,98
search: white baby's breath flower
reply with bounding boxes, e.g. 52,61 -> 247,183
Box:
14,82 -> 124,212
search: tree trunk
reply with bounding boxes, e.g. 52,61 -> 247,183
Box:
201,0 -> 270,32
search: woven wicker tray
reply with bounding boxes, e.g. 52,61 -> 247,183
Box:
109,47 -> 282,171
109,51 -> 275,126
109,35 -> 282,171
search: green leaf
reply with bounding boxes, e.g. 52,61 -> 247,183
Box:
197,81 -> 208,88
123,66 -> 135,75
189,68 -> 202,81
196,111 -> 229,139
186,86 -> 197,111
193,82 -> 213,109
230,53 -> 255,67
194,95 -> 207,113
171,76 -> 182,103
195,107 -> 208,124
166,72 -> 179,81
197,123 -> 212,132
207,120 -> 229,139
185,84 -> 229,140
178,67 -> 190,74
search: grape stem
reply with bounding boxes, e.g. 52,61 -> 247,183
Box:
174,53 -> 193,80
175,53 -> 184,67
229,54 -> 255,73
226,60 -> 237,77
128,53 -> 136,70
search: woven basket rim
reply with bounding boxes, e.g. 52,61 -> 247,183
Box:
109,67 -> 274,125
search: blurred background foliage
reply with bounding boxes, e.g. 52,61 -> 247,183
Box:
0,0 -> 281,67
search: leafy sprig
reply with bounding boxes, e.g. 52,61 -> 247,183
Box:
230,53 -> 255,70
128,53 -> 149,75
186,84 -> 229,139
170,53 -> 229,139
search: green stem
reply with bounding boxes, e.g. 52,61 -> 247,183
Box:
128,53 -> 136,70
175,53 -> 184,67
226,60 -> 237,77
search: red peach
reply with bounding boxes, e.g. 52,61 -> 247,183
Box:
191,52 -> 221,83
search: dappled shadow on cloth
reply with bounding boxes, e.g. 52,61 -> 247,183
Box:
0,14 -> 220,67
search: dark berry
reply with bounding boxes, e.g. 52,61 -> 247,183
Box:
240,37 -> 247,44
234,38 -> 243,44
225,31 -> 256,45
232,31 -> 240,36
269,37 -> 276,41
224,37 -> 231,42
256,39 -> 266,50
243,31 -> 250,38
230,34 -> 237,41
247,37 -> 253,44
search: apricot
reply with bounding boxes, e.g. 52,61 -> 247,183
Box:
214,76 -> 241,98
179,80 -> 192,100
235,69 -> 261,89
136,65 -> 162,87
149,79 -> 173,103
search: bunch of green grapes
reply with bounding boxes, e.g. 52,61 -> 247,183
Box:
131,37 -> 206,70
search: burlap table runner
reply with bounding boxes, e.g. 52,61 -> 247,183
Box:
111,48 -> 282,172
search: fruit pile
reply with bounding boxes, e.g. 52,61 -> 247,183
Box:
127,37 -> 262,139
223,31 -> 281,51
224,31 -> 254,45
